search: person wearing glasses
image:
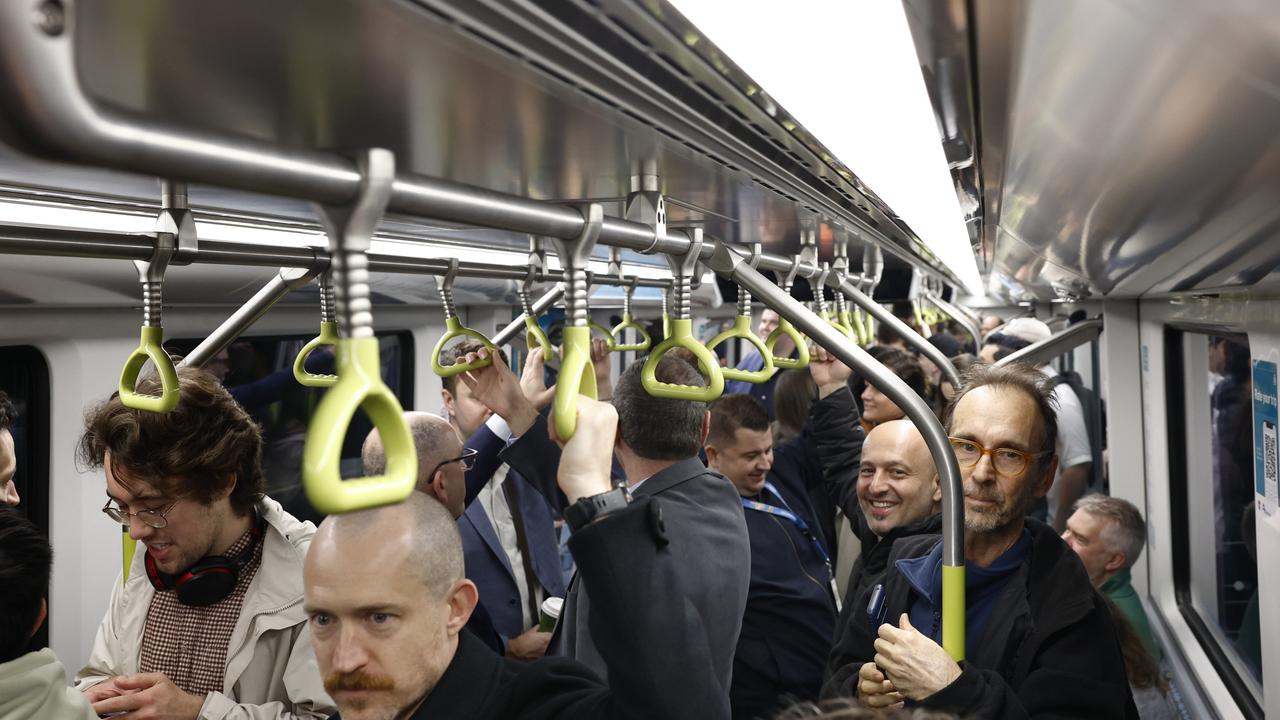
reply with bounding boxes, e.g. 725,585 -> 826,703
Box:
438,340 -> 567,663
74,367 -> 333,720
824,363 -> 1136,719
362,412 -> 513,655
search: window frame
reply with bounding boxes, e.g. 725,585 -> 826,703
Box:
1163,325 -> 1263,719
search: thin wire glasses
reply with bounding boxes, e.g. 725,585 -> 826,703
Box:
102,499 -> 178,529
427,447 -> 479,480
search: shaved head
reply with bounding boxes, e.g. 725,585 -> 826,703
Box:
857,419 -> 941,536
364,412 -> 467,517
310,492 -> 463,598
305,492 -> 476,719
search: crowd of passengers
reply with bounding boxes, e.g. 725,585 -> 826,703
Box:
0,311 -> 1181,720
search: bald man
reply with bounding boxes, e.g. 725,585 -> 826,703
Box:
827,420 -> 943,682
306,399 -> 727,720
363,413 -> 548,660
363,412 -> 467,518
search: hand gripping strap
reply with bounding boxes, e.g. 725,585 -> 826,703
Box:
431,317 -> 498,378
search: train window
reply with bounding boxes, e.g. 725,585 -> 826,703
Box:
1166,329 -> 1262,716
0,345 -> 51,652
166,332 -> 414,526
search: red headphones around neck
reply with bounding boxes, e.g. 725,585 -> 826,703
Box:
145,516 -> 265,607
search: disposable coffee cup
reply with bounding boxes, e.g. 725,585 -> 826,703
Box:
539,596 -> 563,632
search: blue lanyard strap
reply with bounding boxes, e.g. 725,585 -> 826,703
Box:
741,481 -> 831,564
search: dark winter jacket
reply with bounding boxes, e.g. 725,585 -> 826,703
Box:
824,519 -> 1139,719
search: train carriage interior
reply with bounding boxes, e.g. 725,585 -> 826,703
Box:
0,0 -> 1277,718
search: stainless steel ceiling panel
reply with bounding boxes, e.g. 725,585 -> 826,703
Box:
907,0 -> 1280,299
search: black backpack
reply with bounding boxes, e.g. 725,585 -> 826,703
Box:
1050,371 -> 1107,492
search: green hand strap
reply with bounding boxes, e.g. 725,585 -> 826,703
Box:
294,321 -> 339,387
610,314 -> 652,352
553,325 -> 598,440
838,309 -> 858,341
122,527 -> 136,582
303,337 -> 417,514
708,316 -> 774,384
661,312 -> 671,341
822,310 -> 855,340
642,318 -> 725,400
766,318 -> 810,370
432,316 -> 498,378
118,325 -> 180,413
525,315 -> 554,363
588,320 -> 617,351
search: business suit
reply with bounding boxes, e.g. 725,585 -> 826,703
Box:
502,415 -> 751,699
328,498 -> 729,720
460,421 -> 567,643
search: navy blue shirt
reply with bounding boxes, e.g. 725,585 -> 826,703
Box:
894,530 -> 1032,653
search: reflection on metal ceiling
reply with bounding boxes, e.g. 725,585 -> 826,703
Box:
905,0 -> 1280,301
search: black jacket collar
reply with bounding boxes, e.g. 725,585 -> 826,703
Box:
632,456 -> 709,498
408,632 -> 502,719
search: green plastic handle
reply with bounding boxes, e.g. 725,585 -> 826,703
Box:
303,337 -> 417,514
766,318 -> 811,370
553,325 -> 598,440
122,527 -> 136,582
822,310 -> 855,340
431,316 -> 498,378
294,321 -> 339,387
943,563 -> 966,660
707,316 -> 775,384
852,307 -> 872,346
118,325 -> 180,413
662,312 -> 671,341
525,316 -> 553,363
837,309 -> 858,341
642,318 -> 725,400
610,313 -> 652,352
588,321 -> 617,351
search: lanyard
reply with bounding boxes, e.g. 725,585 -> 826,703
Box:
741,482 -> 831,564
742,482 -> 841,612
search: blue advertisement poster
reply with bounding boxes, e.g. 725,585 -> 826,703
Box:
1253,359 -> 1278,516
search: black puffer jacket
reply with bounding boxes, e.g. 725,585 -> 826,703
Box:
824,519 -> 1139,719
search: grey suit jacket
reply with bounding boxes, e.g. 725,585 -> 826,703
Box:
502,418 -> 751,700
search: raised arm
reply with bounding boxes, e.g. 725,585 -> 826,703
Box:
804,345 -> 864,519
546,398 -> 727,720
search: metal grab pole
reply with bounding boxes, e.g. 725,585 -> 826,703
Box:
833,277 -> 963,390
178,267 -> 321,369
995,318 -> 1103,369
492,284 -> 566,347
707,243 -> 967,661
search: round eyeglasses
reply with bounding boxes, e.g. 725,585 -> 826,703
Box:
102,499 -> 178,529
948,437 -> 1049,478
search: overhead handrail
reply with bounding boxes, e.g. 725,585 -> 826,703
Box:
0,1 -> 969,292
117,187 -> 183,413
995,317 -> 1103,369
180,266 -> 320,370
607,247 -> 651,352
707,243 -> 774,384
302,149 -> 416,514
546,203 -> 604,440
707,242 -> 966,661
766,256 -> 811,370
519,239 -> 554,362
642,228 -> 725,400
431,258 -> 499,378
293,270 -> 341,387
